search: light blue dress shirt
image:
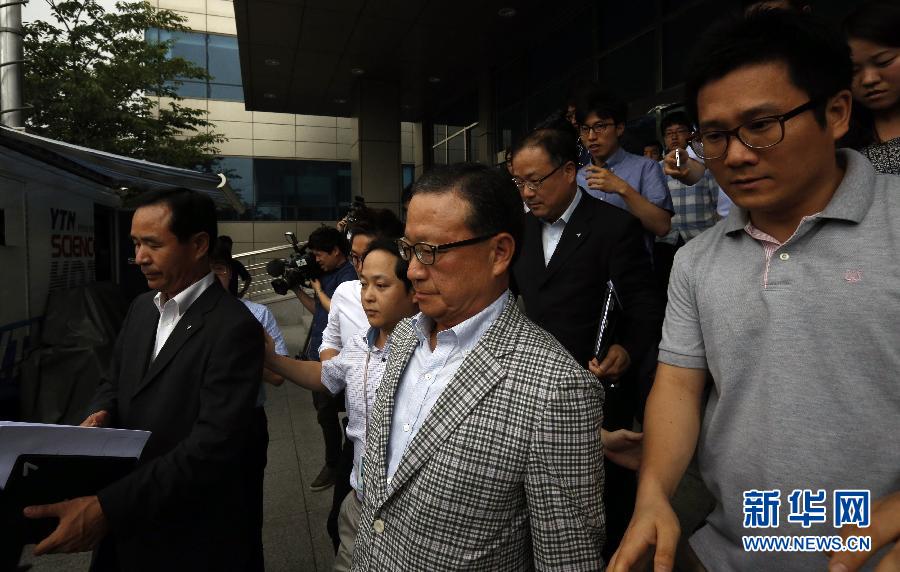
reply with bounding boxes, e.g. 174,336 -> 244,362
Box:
576,146 -> 673,212
577,146 -> 673,253
385,292 -> 509,480
241,299 -> 288,407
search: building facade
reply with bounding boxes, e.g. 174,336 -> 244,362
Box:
146,0 -> 418,256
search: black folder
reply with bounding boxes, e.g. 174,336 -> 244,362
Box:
0,453 -> 137,546
592,280 -> 622,362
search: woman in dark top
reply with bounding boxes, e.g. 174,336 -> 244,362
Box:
843,0 -> 900,174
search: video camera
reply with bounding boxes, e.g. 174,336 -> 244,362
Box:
266,232 -> 324,295
343,195 -> 367,226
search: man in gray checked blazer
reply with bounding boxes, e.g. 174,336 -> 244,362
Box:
352,163 -> 606,571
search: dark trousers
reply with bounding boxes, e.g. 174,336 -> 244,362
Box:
601,379 -> 639,561
248,407 -> 269,572
313,392 -> 344,468
653,237 -> 685,299
327,435 -> 354,552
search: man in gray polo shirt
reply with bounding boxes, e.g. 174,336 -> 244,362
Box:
610,11 -> 900,572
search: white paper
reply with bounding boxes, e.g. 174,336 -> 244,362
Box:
0,422 -> 150,489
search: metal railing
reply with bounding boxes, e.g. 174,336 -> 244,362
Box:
233,244 -> 296,302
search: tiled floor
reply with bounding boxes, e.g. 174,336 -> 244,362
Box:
20,325 -> 336,572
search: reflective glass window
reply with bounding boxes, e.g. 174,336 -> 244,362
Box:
207,34 -> 242,86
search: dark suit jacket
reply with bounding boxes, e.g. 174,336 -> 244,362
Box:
513,192 -> 663,385
87,279 -> 264,571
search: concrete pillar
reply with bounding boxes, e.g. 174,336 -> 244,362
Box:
350,79 -> 401,212
471,70 -> 496,165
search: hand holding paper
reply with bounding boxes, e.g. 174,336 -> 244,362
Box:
80,410 -> 110,428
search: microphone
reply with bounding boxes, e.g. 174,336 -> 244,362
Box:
266,259 -> 286,277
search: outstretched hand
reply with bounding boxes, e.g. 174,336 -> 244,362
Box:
601,429 -> 644,471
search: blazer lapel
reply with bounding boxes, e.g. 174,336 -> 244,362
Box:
134,297 -> 160,379
132,283 -> 219,398
367,318 -> 417,508
543,196 -> 593,283
520,214 -> 548,283
380,294 -> 520,499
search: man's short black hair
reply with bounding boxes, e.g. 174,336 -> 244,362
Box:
349,208 -> 405,241
133,187 -> 217,249
575,90 -> 627,126
307,226 -> 349,256
510,117 -> 579,167
411,163 -> 524,265
843,0 -> 900,49
684,10 -> 851,127
660,112 -> 693,135
644,141 -> 663,154
741,0 -> 811,14
210,240 -> 232,266
362,237 -> 413,292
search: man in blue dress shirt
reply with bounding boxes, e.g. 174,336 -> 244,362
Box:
576,91 -> 673,251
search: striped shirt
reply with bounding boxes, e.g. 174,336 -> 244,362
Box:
321,327 -> 391,499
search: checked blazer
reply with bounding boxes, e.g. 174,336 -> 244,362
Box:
352,293 -> 606,571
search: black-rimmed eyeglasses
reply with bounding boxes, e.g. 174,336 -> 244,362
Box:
579,122 -> 616,136
689,100 -> 820,160
396,234 -> 497,266
511,163 -> 563,192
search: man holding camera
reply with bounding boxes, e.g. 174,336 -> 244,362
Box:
293,226 -> 356,491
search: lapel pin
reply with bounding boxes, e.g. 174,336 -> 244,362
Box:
186,324 -> 192,330
576,233 -> 582,238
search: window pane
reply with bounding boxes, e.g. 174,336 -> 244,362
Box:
598,32 -> 657,102
433,142 -> 447,165
207,34 -> 242,86
597,4 -> 652,50
402,165 -> 415,189
168,80 -> 208,99
160,30 -> 206,71
447,132 -> 466,163
209,83 -> 245,101
253,159 -> 351,221
214,156 -> 254,206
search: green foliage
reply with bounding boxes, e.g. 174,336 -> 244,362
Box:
23,0 -> 225,169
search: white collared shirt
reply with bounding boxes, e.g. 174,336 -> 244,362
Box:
318,279 -> 369,355
385,292 -> 509,481
152,272 -> 216,360
541,188 -> 582,266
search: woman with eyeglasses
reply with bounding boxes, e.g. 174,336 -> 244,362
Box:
843,0 -> 900,175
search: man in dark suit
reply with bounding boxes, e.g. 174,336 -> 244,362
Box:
24,188 -> 265,571
510,119 -> 665,559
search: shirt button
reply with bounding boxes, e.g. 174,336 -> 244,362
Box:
779,253 -> 790,261
403,423 -> 411,432
424,373 -> 432,381
373,519 -> 385,534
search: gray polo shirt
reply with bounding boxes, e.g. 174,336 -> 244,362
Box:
659,149 -> 900,571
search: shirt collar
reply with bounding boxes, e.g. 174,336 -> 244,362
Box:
542,187 -> 582,226
363,326 -> 391,353
724,149 -> 875,236
603,146 -> 627,168
153,272 -> 215,315
411,290 -> 509,352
